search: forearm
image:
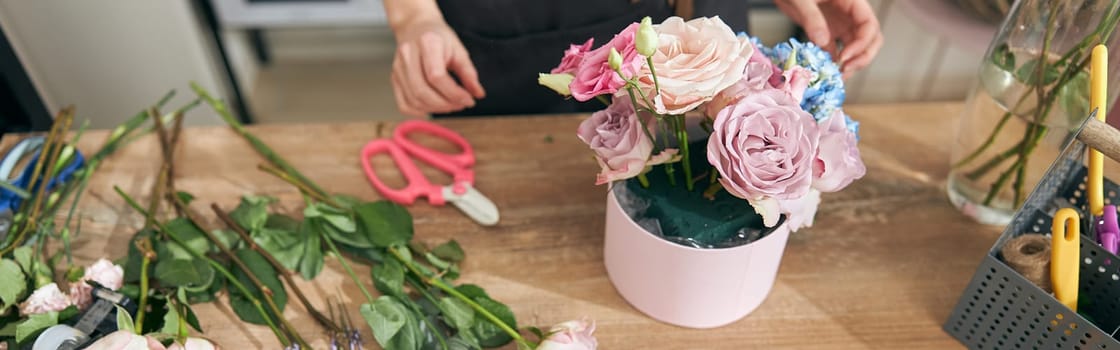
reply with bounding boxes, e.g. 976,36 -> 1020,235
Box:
382,0 -> 444,31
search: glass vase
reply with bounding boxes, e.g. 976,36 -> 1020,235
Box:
948,0 -> 1120,225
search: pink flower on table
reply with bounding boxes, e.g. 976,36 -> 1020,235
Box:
537,319 -> 598,350
569,24 -> 642,102
577,97 -> 676,185
639,16 -> 752,115
707,90 -> 820,227
69,281 -> 94,310
813,110 -> 866,192
83,258 -> 125,290
19,283 -> 72,316
83,330 -> 167,350
551,39 -> 594,75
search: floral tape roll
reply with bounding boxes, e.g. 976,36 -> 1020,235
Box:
1000,234 -> 1052,292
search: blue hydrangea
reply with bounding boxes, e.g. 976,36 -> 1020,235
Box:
748,37 -> 858,139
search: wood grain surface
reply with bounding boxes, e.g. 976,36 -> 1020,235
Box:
1,102 -> 1004,349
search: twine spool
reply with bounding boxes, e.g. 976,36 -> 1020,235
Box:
1000,234 -> 1052,292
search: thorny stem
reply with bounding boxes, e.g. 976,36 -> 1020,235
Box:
114,187 -> 292,347
211,203 -> 341,333
388,246 -> 531,348
170,196 -> 310,349
134,238 -> 155,332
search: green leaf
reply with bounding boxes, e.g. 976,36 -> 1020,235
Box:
527,326 -> 545,340
439,297 -> 475,331
229,250 -> 287,325
15,311 -> 58,343
372,258 -> 405,297
455,285 -> 490,300
1015,58 -> 1061,86
355,201 -> 413,248
362,297 -> 408,346
298,225 -> 324,280
162,218 -> 210,258
1060,70 -> 1091,125
471,298 -> 517,348
230,196 -> 273,231
13,247 -> 32,274
265,214 -> 300,232
161,302 -> 182,335
116,304 -> 135,333
183,303 -> 203,333
211,229 -> 242,252
331,195 -> 362,209
0,260 -> 27,312
449,334 -> 482,350
176,191 -> 196,205
57,305 -> 79,323
425,253 -> 451,270
253,227 -> 303,270
431,240 -> 465,263
991,43 -> 1015,71
154,259 -> 214,289
317,218 -> 373,249
324,213 -> 357,233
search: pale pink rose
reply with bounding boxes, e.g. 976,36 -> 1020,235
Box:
168,338 -> 220,350
19,283 -> 72,316
707,89 -> 820,224
84,330 -> 166,350
578,97 -> 677,184
69,281 -> 94,310
751,189 -> 822,230
569,24 -> 642,102
813,110 -> 866,192
537,319 -> 597,350
552,39 -> 594,74
638,16 -> 752,115
779,66 -> 812,103
84,258 -> 125,290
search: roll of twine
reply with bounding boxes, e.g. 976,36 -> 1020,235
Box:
1001,234 -> 1052,293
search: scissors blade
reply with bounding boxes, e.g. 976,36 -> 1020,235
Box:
442,185 -> 499,226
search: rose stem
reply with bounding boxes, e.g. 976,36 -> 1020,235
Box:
1,107 -> 72,255
387,245 -> 533,349
168,195 -> 310,349
192,82 -> 329,198
636,173 -> 650,188
676,114 -> 693,191
114,187 -> 292,347
210,203 -> 341,333
965,139 -> 1026,180
146,108 -> 171,229
257,164 -> 341,208
319,231 -> 375,304
134,237 -> 156,332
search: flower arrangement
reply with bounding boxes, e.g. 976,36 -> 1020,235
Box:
539,16 -> 866,233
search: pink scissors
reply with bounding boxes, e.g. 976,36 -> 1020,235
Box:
360,120 -> 499,226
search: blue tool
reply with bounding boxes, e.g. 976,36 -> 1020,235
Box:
0,136 -> 84,237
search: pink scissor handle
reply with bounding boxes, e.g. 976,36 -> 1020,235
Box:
393,120 -> 475,194
360,139 -> 446,205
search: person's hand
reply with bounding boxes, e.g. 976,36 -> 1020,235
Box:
775,0 -> 883,78
390,19 -> 485,117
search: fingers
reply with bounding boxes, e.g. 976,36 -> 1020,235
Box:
448,41 -> 486,99
841,30 -> 882,77
391,63 -> 424,118
419,33 -> 477,108
834,0 -> 882,69
776,0 -> 834,53
399,41 -> 461,114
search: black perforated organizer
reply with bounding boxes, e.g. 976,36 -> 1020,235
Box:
944,139 -> 1120,349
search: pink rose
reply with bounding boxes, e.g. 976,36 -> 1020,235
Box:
703,39 -> 781,118
779,66 -> 812,103
751,189 -> 821,230
569,24 -> 642,102
19,283 -> 72,316
84,330 -> 167,350
552,39 -> 594,75
70,281 -> 94,310
84,258 -> 125,290
537,319 -> 598,350
813,110 -> 866,192
707,89 -> 820,225
638,16 -> 752,115
578,97 -> 676,185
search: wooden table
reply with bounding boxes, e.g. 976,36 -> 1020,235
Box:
3,102 -> 1002,349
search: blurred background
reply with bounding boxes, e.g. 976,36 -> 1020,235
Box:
0,0 -> 1010,133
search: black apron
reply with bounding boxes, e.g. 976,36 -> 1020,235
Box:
434,0 -> 750,117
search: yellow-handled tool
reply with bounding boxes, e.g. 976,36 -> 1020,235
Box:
1089,44 -> 1107,217
1052,208 -> 1080,311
